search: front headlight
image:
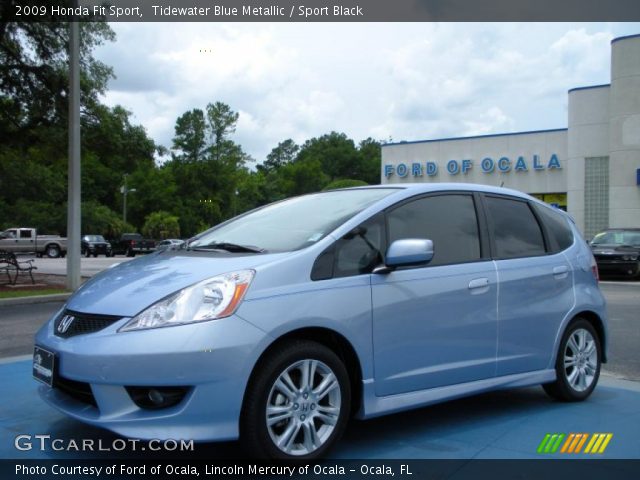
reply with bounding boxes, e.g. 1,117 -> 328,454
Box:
119,270 -> 254,332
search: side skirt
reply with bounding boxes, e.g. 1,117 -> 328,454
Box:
357,369 -> 556,419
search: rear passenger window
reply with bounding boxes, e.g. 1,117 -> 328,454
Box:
485,196 -> 546,259
533,204 -> 574,252
387,194 -> 481,266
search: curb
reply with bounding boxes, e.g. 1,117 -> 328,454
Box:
0,293 -> 71,307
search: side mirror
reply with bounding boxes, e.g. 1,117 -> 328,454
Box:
374,239 -> 434,273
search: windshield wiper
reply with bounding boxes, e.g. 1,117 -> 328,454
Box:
190,242 -> 266,253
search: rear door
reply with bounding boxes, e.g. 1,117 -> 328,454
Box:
482,195 -> 574,376
18,229 -> 35,252
372,193 -> 498,396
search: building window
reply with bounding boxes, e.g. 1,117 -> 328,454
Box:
584,156 -> 609,240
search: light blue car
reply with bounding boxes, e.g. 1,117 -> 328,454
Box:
33,184 -> 607,459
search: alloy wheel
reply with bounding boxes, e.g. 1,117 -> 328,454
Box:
265,359 -> 341,456
563,328 -> 598,392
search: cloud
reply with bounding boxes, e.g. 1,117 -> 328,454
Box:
94,22 -> 640,162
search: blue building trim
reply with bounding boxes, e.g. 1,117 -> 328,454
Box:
568,84 -> 610,93
383,128 -> 568,148
611,33 -> 640,44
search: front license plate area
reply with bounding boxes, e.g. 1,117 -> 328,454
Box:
33,346 -> 55,386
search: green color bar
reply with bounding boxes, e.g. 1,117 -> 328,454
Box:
537,434 -> 552,454
550,433 -> 566,453
545,434 -> 559,453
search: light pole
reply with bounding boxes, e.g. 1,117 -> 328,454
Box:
121,174 -> 136,224
66,16 -> 81,291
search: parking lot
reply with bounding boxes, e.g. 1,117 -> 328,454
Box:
0,262 -> 639,460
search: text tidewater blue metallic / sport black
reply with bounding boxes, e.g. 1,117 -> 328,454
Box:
34,184 -> 607,459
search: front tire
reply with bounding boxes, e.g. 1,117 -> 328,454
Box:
543,318 -> 601,401
241,340 -> 351,460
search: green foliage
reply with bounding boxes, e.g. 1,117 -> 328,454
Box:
172,109 -> 207,162
142,211 -> 180,240
323,179 -> 368,190
82,201 -> 135,239
260,139 -> 299,173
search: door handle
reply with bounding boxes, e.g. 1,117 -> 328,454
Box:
468,277 -> 490,289
553,265 -> 569,277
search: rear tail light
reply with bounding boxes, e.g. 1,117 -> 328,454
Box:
591,255 -> 599,282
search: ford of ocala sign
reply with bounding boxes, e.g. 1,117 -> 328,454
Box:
384,154 -> 562,178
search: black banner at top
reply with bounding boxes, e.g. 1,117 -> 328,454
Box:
3,0 -> 640,22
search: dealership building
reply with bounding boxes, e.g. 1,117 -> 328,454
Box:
381,34 -> 640,239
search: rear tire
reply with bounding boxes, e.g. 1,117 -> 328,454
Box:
45,244 -> 61,259
543,318 -> 601,402
241,340 -> 351,460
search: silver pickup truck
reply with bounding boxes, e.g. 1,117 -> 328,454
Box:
0,228 -> 67,258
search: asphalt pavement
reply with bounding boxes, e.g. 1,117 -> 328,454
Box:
21,255 -> 132,277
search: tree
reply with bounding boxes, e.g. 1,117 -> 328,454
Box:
172,108 -> 206,162
0,17 -> 115,143
206,101 -> 239,162
81,201 -> 135,239
260,139 -> 298,173
142,211 -> 181,239
296,132 -> 361,181
357,138 -> 382,185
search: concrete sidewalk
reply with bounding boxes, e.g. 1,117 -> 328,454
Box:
0,358 -> 638,460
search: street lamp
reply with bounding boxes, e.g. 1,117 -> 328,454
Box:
120,174 -> 137,224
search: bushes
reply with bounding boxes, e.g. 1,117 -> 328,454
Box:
142,211 -> 180,240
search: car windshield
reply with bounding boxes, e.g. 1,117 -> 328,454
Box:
85,235 -> 105,242
591,231 -> 640,246
189,188 -> 397,253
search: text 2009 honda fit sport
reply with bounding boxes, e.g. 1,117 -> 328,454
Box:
34,184 -> 607,459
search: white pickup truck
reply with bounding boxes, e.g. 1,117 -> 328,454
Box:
0,228 -> 67,258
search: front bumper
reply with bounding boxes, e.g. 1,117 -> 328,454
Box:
34,313 -> 269,441
595,260 -> 639,276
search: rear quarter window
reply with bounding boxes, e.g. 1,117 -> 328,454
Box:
532,203 -> 574,253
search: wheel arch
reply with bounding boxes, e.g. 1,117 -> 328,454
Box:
573,310 -> 607,363
242,327 -> 364,417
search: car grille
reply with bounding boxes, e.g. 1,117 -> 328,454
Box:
54,375 -> 97,407
54,310 -> 123,338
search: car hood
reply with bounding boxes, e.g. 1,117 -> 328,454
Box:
66,250 -> 290,317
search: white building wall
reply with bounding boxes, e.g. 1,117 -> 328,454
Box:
567,85 -> 610,233
609,35 -> 640,228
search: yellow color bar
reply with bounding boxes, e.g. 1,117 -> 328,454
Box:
598,434 -> 613,454
584,434 -> 599,453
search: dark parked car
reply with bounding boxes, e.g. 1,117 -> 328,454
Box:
590,228 -> 640,278
81,235 -> 112,257
111,233 -> 156,257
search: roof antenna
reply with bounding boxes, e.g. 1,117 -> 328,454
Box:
500,181 -> 504,187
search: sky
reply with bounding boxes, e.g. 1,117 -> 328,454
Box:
94,22 -> 640,163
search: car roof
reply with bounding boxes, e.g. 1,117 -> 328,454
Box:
342,182 -> 539,201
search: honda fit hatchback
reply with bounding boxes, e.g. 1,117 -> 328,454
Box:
34,184 -> 607,459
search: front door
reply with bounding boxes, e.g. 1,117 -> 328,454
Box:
372,193 -> 498,396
